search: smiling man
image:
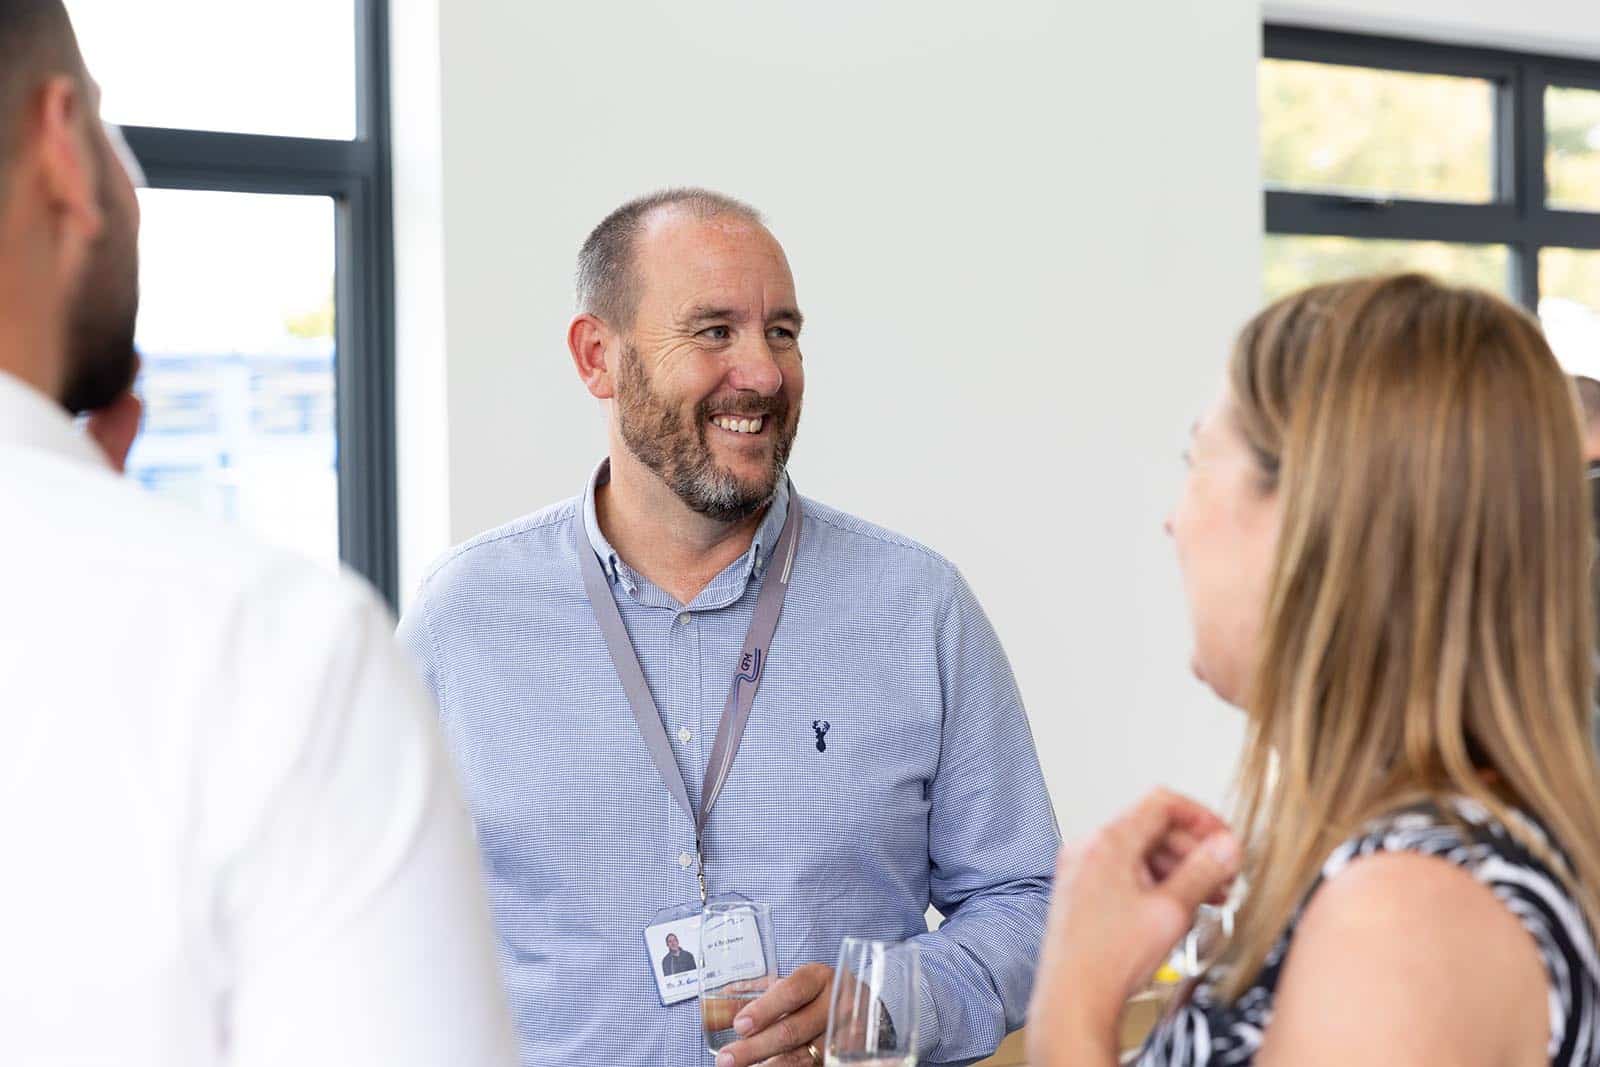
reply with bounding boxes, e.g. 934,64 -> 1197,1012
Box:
398,189 -> 1059,1067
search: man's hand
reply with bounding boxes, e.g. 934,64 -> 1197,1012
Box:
714,963 -> 833,1067
85,378 -> 143,473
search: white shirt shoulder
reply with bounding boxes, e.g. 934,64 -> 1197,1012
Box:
0,434 -> 517,1066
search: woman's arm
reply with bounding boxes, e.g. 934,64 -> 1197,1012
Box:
1257,851 -> 1547,1066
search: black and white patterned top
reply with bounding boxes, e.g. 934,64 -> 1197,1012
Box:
1135,798 -> 1600,1065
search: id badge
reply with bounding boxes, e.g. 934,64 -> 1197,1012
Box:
644,900 -> 706,1007
644,893 -> 770,1007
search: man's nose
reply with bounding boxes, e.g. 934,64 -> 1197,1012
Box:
725,333 -> 784,397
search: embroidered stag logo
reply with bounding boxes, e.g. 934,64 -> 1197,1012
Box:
812,720 -> 831,753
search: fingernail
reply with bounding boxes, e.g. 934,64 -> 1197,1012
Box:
733,1015 -> 755,1035
716,1054 -> 734,1067
1207,831 -> 1240,869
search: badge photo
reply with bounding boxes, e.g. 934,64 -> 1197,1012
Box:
644,905 -> 704,1007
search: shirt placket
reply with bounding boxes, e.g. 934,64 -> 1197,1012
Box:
666,604 -> 704,1062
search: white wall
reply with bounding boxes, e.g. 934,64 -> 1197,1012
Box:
392,0 -> 1262,839
1268,0 -> 1600,58
390,0 -> 451,619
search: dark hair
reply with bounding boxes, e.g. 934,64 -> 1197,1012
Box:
0,2 -> 81,174
575,188 -> 762,328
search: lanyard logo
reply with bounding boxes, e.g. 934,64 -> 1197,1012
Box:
733,648 -> 763,701
812,720 -> 831,752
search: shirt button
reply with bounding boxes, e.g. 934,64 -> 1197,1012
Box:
678,727 -> 693,743
677,612 -> 692,626
678,851 -> 694,870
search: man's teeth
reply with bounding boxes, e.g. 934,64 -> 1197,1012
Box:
712,415 -> 765,434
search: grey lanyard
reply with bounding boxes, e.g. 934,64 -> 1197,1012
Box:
575,487 -> 803,904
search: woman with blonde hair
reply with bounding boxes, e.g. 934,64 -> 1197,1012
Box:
1030,274 -> 1600,1064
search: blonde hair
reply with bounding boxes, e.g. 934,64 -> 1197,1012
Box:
1217,273 -> 1600,999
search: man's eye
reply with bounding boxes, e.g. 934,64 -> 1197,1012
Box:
767,327 -> 796,343
700,326 -> 732,341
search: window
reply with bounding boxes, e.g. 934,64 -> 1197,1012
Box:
1262,28 -> 1600,378
69,0 -> 357,139
68,1 -> 397,603
130,192 -> 340,565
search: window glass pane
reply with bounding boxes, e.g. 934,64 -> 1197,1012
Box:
1264,235 -> 1510,302
128,191 -> 339,566
1541,248 -> 1600,380
1261,59 -> 1495,203
67,0 -> 356,140
1547,86 -> 1600,212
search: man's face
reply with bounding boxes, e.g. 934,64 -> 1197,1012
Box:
613,210 -> 804,523
666,934 -> 680,952
60,99 -> 140,416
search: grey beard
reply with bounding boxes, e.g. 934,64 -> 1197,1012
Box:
615,344 -> 797,523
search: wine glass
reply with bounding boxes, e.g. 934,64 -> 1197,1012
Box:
1173,902 -> 1233,977
700,899 -> 778,1055
824,937 -> 921,1067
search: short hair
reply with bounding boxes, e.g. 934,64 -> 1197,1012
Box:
576,188 -> 763,328
1576,376 -> 1600,438
0,1 -> 83,160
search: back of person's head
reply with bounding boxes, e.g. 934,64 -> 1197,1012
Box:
1217,273 -> 1600,998
1575,378 -> 1600,651
0,1 -> 87,195
0,0 -> 139,415
1574,376 -> 1600,463
0,3 -> 78,112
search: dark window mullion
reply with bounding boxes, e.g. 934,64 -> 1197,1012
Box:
1266,203 -> 1600,251
1510,63 -> 1543,308
347,0 -> 398,607
1266,25 -> 1519,82
333,177 -> 397,600
1539,211 -> 1600,248
1539,67 -> 1600,93
1265,192 -> 1523,245
1511,243 -> 1542,309
122,126 -> 371,193
1493,71 -> 1518,205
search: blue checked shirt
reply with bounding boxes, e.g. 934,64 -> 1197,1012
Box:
397,465 -> 1060,1066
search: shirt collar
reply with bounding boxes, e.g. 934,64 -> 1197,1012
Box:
581,458 -> 792,596
0,369 -> 111,471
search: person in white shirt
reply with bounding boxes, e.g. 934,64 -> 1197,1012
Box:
0,4 -> 518,1064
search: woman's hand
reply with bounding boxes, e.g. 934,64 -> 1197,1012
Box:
1027,789 -> 1241,1065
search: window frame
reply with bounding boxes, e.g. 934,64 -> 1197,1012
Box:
1264,25 -> 1600,310
121,0 -> 399,606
